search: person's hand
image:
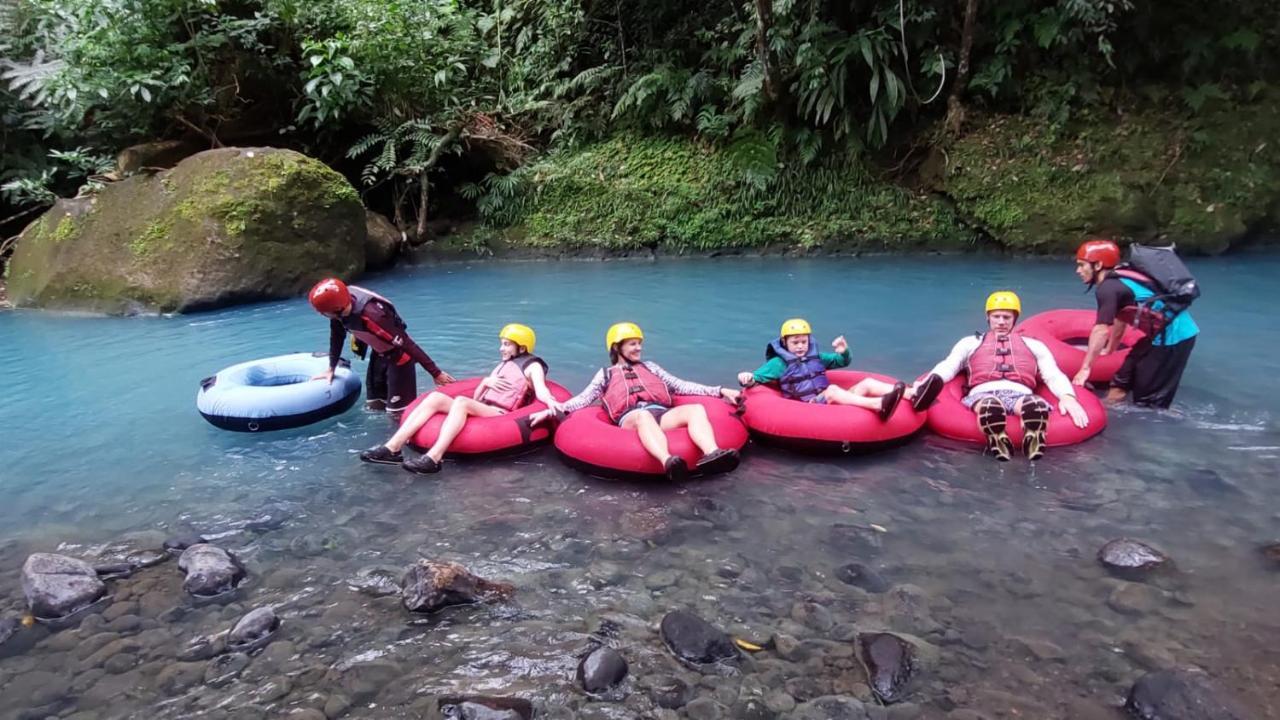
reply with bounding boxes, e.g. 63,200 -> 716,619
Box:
1059,395 -> 1089,429
479,376 -> 513,392
433,371 -> 457,385
529,409 -> 556,426
832,335 -> 848,353
737,371 -> 755,387
311,369 -> 335,385
1071,367 -> 1091,386
543,400 -> 564,415
720,387 -> 742,405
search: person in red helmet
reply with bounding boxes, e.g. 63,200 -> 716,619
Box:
1073,239 -> 1199,407
308,278 -> 455,417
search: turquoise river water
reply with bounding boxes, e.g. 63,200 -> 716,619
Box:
0,255 -> 1277,719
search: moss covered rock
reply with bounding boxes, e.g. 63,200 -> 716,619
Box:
940,100 -> 1280,254
7,147 -> 365,314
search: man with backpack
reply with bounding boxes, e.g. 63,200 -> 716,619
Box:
1072,239 -> 1200,408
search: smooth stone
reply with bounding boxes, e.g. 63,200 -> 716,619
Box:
178,544 -> 246,598
323,693 -> 351,718
1126,668 -> 1251,720
128,550 -> 168,569
684,698 -> 725,720
645,570 -> 679,590
179,634 -> 225,661
227,607 -> 281,652
1009,636 -> 1066,662
103,652 -> 138,674
860,633 -> 915,704
289,711 -> 327,720
81,637 -> 143,669
104,614 -> 142,633
1097,538 -> 1169,578
836,563 -> 891,593
21,552 -> 108,619
331,659 -> 400,702
659,609 -> 738,666
400,560 -> 514,614
255,676 -> 292,703
773,633 -> 802,661
443,701 -> 524,720
792,695 -> 868,720
73,632 -> 121,661
348,565 -> 403,597
156,661 -> 206,694
1108,582 -> 1163,616
647,675 -> 691,709
764,690 -> 797,712
163,534 -> 207,554
94,562 -> 138,580
577,646 -> 628,692
791,601 -> 835,631
732,697 -> 777,720
102,600 -> 139,622
947,712 -> 989,720
83,669 -> 144,702
204,652 -> 251,687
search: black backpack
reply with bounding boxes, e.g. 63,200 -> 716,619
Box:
1123,243 -> 1201,315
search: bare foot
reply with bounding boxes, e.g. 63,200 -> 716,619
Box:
1103,388 -> 1127,404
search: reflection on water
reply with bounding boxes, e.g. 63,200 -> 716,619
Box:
0,256 -> 1278,718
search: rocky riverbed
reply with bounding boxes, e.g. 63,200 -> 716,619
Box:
1,426 -> 1278,720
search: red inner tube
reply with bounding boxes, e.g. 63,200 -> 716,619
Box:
554,396 -> 749,481
926,377 -> 1106,447
1018,309 -> 1144,383
402,377 -> 573,456
742,370 -> 925,453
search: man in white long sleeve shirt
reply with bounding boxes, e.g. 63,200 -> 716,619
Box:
911,291 -> 1089,461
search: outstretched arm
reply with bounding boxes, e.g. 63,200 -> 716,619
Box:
1074,323 -> 1113,385
525,363 -> 560,409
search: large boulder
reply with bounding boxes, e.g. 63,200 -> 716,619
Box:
22,553 -> 108,620
365,210 -> 403,271
7,147 -> 365,314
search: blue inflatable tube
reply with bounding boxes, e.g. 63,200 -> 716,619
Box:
197,352 -> 362,432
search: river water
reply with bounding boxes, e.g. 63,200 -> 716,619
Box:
0,255 -> 1277,719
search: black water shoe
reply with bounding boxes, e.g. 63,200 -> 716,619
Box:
696,448 -> 740,475
911,373 -> 944,412
664,456 -> 689,482
402,455 -> 442,475
878,382 -> 907,422
360,445 -> 403,465
975,397 -> 1012,462
1020,397 -> 1051,461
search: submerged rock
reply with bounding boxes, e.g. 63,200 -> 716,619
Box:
659,609 -> 738,667
163,535 -> 207,555
1098,538 -> 1169,579
93,562 -> 138,581
859,633 -> 915,704
836,563 -> 891,593
791,695 -> 867,720
177,544 -> 245,598
1125,668 -> 1251,720
577,646 -> 628,693
438,696 -> 533,720
22,553 -> 108,620
400,560 -> 514,614
227,607 -> 281,653
348,565 -> 404,597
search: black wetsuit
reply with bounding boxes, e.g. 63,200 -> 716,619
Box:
327,288 -> 441,412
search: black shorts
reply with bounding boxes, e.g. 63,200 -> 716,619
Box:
367,352 -> 417,412
1113,335 -> 1196,409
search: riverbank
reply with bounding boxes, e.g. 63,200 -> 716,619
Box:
448,102 -> 1278,258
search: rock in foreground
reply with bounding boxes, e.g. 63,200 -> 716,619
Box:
1098,538 -> 1169,578
8,147 -> 365,314
659,609 -> 738,667
859,632 -> 915,704
400,560 -> 514,614
21,553 -> 108,620
177,544 -> 245,598
1126,668 -> 1252,720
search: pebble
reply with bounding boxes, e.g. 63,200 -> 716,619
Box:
684,697 -> 725,720
204,652 -> 251,687
103,652 -> 138,674
763,690 -> 796,713
156,661 -> 205,694
1107,582 -> 1163,616
835,563 -> 891,593
577,646 -> 628,693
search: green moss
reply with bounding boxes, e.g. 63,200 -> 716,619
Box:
130,219 -> 173,257
474,134 -> 974,253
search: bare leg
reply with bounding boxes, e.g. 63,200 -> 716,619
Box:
661,404 -> 718,455
622,410 -> 671,463
425,397 -> 505,461
383,392 -> 454,452
822,385 -> 882,410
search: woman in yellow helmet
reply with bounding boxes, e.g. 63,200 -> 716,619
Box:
532,322 -> 743,480
909,291 -> 1089,461
736,318 -> 906,420
361,324 -> 562,473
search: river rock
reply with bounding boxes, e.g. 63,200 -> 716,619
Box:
1125,668 -> 1251,720
438,696 -> 533,720
8,147 -> 365,314
164,535 -> 207,555
1108,582 -> 1163,616
860,633 -> 915,704
836,563 -> 891,593
205,651 -> 251,687
365,210 -> 402,271
22,553 -> 108,619
400,560 -> 514,614
348,565 -> 407,597
116,140 -> 199,174
659,609 -> 739,667
94,562 -> 138,580
577,646 -> 628,693
1097,539 -> 1169,578
792,696 -> 868,720
177,544 -> 246,598
227,607 -> 281,653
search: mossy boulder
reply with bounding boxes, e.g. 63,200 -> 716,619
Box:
940,100 -> 1280,254
7,147 -> 365,314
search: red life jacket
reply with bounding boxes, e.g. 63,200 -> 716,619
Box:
477,354 -> 547,412
1111,268 -> 1168,336
344,285 -> 404,359
966,331 -> 1039,390
601,362 -> 674,423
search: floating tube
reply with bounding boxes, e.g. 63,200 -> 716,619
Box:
554,396 -> 749,481
197,352 -> 361,432
742,370 -> 925,454
403,377 -> 573,457
926,377 -> 1106,447
1018,309 -> 1144,383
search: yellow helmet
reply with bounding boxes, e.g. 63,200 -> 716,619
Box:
985,291 -> 1022,315
499,323 -> 536,353
779,318 -> 812,337
605,321 -> 644,350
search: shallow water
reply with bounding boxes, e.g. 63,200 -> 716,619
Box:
1,255 -> 1278,719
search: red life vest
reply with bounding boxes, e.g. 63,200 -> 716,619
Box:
344,286 -> 404,359
966,331 -> 1039,389
477,354 -> 547,412
601,363 -> 674,423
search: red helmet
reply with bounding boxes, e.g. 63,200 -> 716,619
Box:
1076,239 -> 1121,268
308,278 -> 351,314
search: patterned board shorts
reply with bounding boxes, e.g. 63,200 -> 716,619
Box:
962,389 -> 1031,413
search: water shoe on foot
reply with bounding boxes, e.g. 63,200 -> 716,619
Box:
696,448 -> 740,475
402,455 -> 442,475
664,456 -> 689,482
911,373 -> 944,412
360,445 -> 403,465
878,382 -> 906,421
